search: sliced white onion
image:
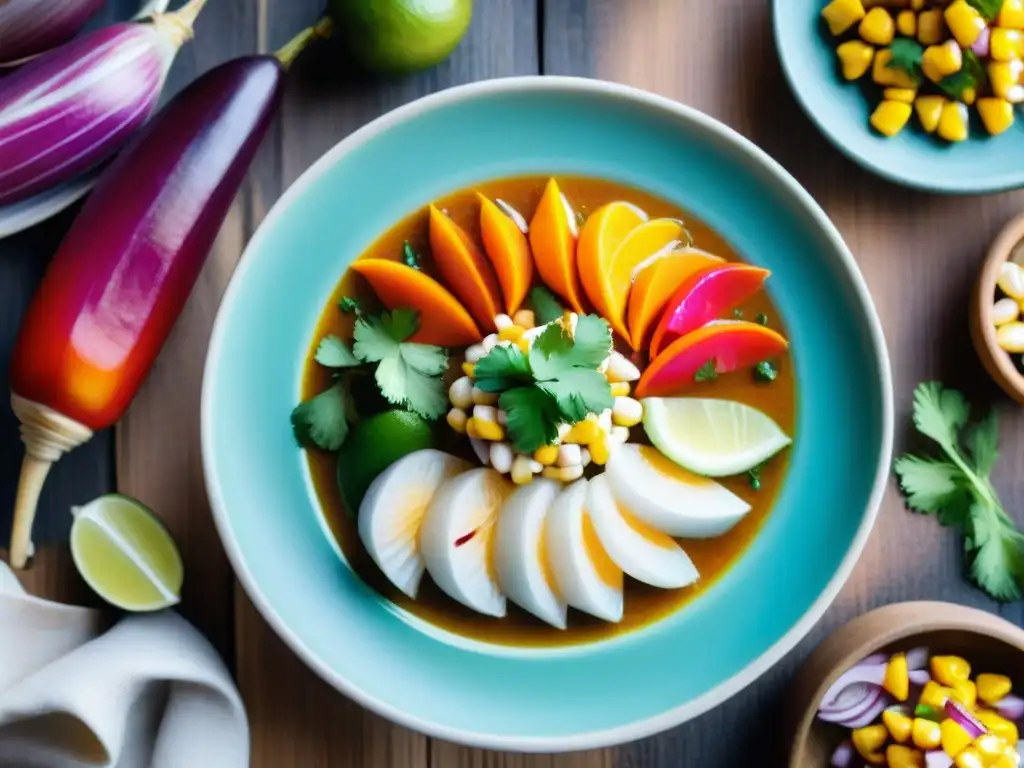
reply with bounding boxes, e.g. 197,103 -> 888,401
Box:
821,664 -> 886,710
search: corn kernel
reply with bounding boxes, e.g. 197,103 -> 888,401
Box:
993,297 -> 1020,326
589,435 -> 611,466
945,0 -> 986,47
953,747 -> 984,768
992,28 -> 1024,61
598,408 -> 613,434
990,59 -> 1024,102
557,444 -> 582,467
474,404 -> 498,423
911,0 -> 925,9
915,95 -> 946,133
465,343 -> 486,363
931,655 -> 971,686
606,351 -> 641,382
871,99 -> 913,136
610,425 -> 630,444
489,441 -> 513,473
534,445 -> 559,465
883,709 -> 913,743
978,97 -> 1015,135
449,376 -> 473,409
884,87 -> 917,103
951,679 -> 977,710
977,673 -> 1013,705
466,417 -> 480,439
886,744 -> 925,768
1001,0 -> 1024,29
471,385 -> 498,406
998,262 -> 1024,298
884,652 -> 911,701
447,408 -> 467,434
976,710 -> 1019,744
580,448 -> 592,467
494,313 -> 513,330
516,337 -> 531,354
511,454 -> 534,484
912,717 -> 942,750
921,681 -> 954,709
860,7 -> 896,44
837,39 -> 876,80
462,361 -> 476,377
610,381 -> 632,397
563,419 -> 600,444
917,9 -> 945,45
852,724 -> 888,763
941,718 -> 973,758
498,325 -> 525,342
612,396 -> 643,427
937,100 -> 969,142
822,0 -> 867,35
481,333 -> 498,353
897,9 -> 916,36
475,419 -> 505,442
512,308 -> 535,328
922,40 -> 963,82
961,87 -> 976,106
974,734 -> 1006,762
874,48 -> 920,87
542,465 -> 584,482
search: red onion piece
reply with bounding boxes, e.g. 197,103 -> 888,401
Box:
972,26 -> 991,58
842,692 -> 890,729
995,694 -> 1024,722
910,669 -> 931,685
819,685 -> 880,723
821,664 -> 886,709
925,752 -> 953,768
860,653 -> 887,666
831,740 -> 854,768
0,0 -> 105,66
944,699 -> 986,739
907,647 -> 930,671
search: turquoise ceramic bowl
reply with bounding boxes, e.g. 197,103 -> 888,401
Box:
202,77 -> 893,751
775,0 -> 1024,193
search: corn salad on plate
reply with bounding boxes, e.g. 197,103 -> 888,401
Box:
774,0 -> 1024,193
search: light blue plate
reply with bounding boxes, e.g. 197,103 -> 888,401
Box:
201,77 -> 894,751
775,0 -> 1024,193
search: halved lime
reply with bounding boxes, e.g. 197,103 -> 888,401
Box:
69,494 -> 183,612
642,397 -> 792,477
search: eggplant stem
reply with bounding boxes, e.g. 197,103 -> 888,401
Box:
8,395 -> 93,570
275,17 -> 334,69
156,0 -> 210,46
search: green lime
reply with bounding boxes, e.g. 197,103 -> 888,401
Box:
337,409 -> 436,514
328,0 -> 473,73
69,494 -> 183,612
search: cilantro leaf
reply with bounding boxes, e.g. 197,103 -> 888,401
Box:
473,344 -> 533,392
754,360 -> 778,382
755,312 -> 768,326
888,38 -> 923,79
398,342 -> 448,376
894,455 -> 965,514
402,241 -> 421,269
967,408 -> 999,476
537,368 -> 614,424
315,335 -> 360,368
967,0 -> 1003,20
400,365 -> 448,419
353,315 -> 399,363
380,308 -> 419,343
937,51 -> 985,101
568,314 -> 613,369
970,524 -> 1024,602
529,323 -> 575,380
529,315 -> 611,378
291,383 -> 349,450
338,296 -> 362,315
911,381 -> 969,454
499,387 -> 563,453
695,360 -> 718,382
529,286 -> 565,325
748,462 -> 765,490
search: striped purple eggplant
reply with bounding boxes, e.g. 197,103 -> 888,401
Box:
0,0 -> 106,66
0,0 -> 207,207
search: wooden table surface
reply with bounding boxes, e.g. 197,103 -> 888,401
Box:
4,1 -> 1024,765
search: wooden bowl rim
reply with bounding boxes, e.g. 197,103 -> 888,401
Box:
787,600 -> 1024,767
974,211 -> 1024,402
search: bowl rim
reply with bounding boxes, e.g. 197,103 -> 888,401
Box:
200,75 -> 895,752
771,1 -> 1024,195
973,212 -> 1024,403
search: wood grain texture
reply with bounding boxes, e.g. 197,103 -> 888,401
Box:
230,3 -> 542,766
544,1 -> 1024,765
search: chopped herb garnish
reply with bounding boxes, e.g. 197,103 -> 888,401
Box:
914,704 -> 943,721
894,382 -> 1024,602
938,49 -> 986,100
314,335 -> 361,368
402,241 -> 421,269
694,360 -> 718,382
754,360 -> 778,382
472,314 -> 613,452
888,38 -> 923,80
529,285 -> 566,325
747,462 -> 765,491
291,383 -> 349,451
338,296 -> 362,315
967,0 -> 1002,20
732,308 -> 744,319
755,312 -> 768,325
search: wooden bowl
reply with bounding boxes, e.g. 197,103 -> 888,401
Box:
786,601 -> 1024,767
971,212 -> 1024,405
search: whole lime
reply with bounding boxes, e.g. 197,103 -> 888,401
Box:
336,409 -> 436,515
328,0 -> 473,74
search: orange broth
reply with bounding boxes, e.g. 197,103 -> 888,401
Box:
301,175 -> 796,648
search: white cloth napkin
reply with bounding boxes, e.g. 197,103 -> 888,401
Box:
0,562 -> 249,767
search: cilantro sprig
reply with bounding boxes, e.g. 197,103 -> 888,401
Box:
291,308 -> 448,451
473,314 -> 613,452
967,0 -> 1002,20
529,286 -> 565,325
888,38 -> 924,80
894,382 -> 1024,602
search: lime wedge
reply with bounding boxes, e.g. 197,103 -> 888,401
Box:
69,494 -> 183,612
642,397 -> 792,477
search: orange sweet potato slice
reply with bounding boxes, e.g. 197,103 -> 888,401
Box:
627,248 -> 725,350
429,205 -> 503,331
479,195 -> 533,314
529,178 -> 587,314
350,259 -> 482,347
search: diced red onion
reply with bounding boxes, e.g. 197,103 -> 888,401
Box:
820,680 -> 878,717
843,692 -> 890,729
0,0 -> 205,206
821,664 -> 886,709
831,740 -> 854,768
819,686 -> 886,727
0,0 -> 105,67
944,699 -> 986,739
995,694 -> 1024,722
910,669 -> 931,685
925,752 -> 953,768
972,27 -> 991,58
